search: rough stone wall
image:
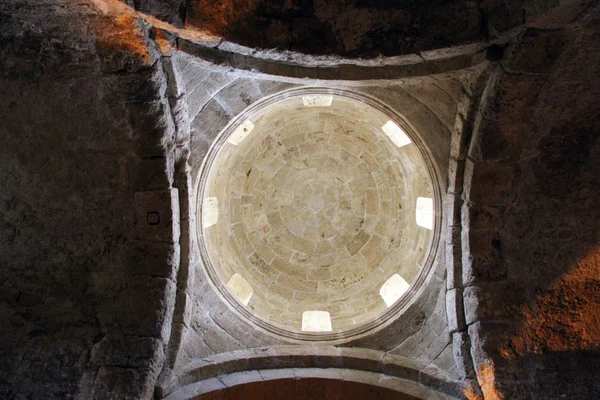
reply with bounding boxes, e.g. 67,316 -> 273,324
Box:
130,0 -> 560,58
0,1 -> 181,398
462,5 -> 600,399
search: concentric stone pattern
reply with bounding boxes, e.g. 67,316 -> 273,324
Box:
200,94 -> 434,335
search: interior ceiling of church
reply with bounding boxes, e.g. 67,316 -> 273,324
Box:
1,1 -> 599,400
201,93 -> 434,335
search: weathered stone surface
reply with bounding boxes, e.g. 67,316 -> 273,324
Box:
125,241 -> 180,279
90,335 -> 164,368
447,158 -> 465,195
1,1 -> 598,400
446,226 -> 463,290
461,7 -> 600,399
481,0 -> 525,39
88,365 -> 158,400
0,1 -> 180,398
140,0 -> 483,58
451,332 -> 474,381
463,282 -> 527,325
133,155 -> 175,190
134,0 -> 188,27
445,288 -> 465,333
135,189 -> 181,243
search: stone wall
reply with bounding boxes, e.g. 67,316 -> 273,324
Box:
0,1 -> 181,398
461,4 -> 600,399
130,0 -> 560,57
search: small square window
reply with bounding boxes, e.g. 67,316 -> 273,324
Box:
382,120 -> 412,148
203,197 -> 219,228
302,311 -> 332,332
226,273 -> 253,306
227,120 -> 254,145
380,274 -> 410,307
416,197 -> 433,230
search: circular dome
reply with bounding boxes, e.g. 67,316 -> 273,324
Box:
197,89 -> 437,339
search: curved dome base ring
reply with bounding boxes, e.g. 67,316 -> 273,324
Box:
195,88 -> 442,342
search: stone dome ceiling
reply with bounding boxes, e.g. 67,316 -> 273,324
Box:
198,90 -> 436,337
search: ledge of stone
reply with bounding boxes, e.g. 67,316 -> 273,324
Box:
160,367 -> 460,400
155,346 -> 462,399
176,38 -> 494,81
